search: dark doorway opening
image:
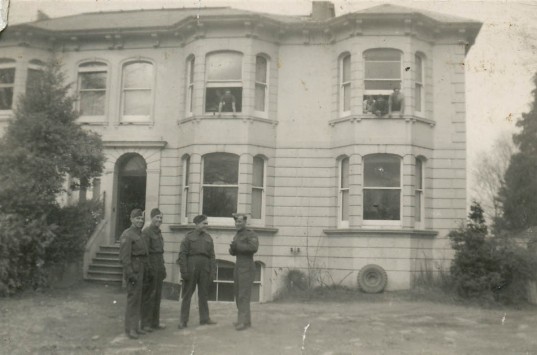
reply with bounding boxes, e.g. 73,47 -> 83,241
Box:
115,154 -> 147,239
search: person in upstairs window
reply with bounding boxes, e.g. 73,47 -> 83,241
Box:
388,87 -> 405,117
372,95 -> 389,117
119,208 -> 148,340
176,214 -> 217,329
218,89 -> 237,115
229,213 -> 259,331
363,95 -> 376,114
141,208 -> 167,332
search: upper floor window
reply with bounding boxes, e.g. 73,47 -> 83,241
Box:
121,61 -> 154,122
186,56 -> 195,115
363,49 -> 401,117
251,156 -> 266,221
338,157 -> 350,228
415,158 -> 424,227
78,61 -> 107,118
202,153 -> 239,219
0,58 -> 16,110
254,55 -> 268,113
340,54 -> 351,114
205,52 -> 243,114
414,54 -> 424,115
26,59 -> 45,93
181,155 -> 191,224
363,154 -> 401,224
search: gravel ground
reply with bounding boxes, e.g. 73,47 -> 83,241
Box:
0,282 -> 536,355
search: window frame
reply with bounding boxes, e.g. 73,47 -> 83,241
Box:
338,156 -> 350,228
181,155 -> 191,224
204,51 -> 243,114
208,260 -> 263,302
77,61 -> 109,123
414,53 -> 425,116
186,56 -> 195,116
120,60 -> 155,123
0,58 -> 16,112
363,49 -> 402,116
362,154 -> 402,227
200,152 -> 240,226
339,54 -> 351,116
250,155 -> 266,226
254,55 -> 269,116
415,158 -> 425,229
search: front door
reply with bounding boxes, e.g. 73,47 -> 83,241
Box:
115,154 -> 147,239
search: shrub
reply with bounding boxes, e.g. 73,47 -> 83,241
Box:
449,202 -> 537,304
0,200 -> 103,296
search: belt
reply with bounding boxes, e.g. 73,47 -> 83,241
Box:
149,252 -> 164,255
189,254 -> 209,258
132,254 -> 148,258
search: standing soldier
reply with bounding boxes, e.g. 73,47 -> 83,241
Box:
141,208 -> 167,331
229,214 -> 259,331
176,214 -> 217,328
119,208 -> 148,339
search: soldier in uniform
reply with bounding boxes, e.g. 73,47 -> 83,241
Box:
229,214 -> 259,331
141,208 -> 167,332
176,214 -> 217,328
119,208 -> 148,340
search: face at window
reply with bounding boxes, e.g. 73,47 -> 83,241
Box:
131,216 -> 145,229
195,219 -> 208,232
151,214 -> 163,228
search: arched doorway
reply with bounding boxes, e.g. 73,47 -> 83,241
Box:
115,153 -> 147,239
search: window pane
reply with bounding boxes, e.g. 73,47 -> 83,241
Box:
342,190 -> 349,221
218,263 -> 235,281
0,68 -> 15,84
189,58 -> 195,83
342,84 -> 351,112
208,281 -> 217,301
253,157 -> 264,186
251,284 -> 260,302
364,80 -> 401,91
205,87 -> 242,113
80,91 -> 105,116
0,88 -> 13,110
252,188 -> 262,219
256,56 -> 267,83
217,283 -> 235,301
27,69 -> 43,91
207,52 -> 242,81
341,158 -> 349,188
255,84 -> 266,111
365,62 -> 401,79
184,157 -> 190,185
415,84 -> 422,112
364,49 -> 400,61
254,263 -> 262,281
342,55 -> 351,82
202,187 -> 238,217
80,72 -> 106,89
364,155 -> 400,187
363,189 -> 400,220
123,62 -> 153,88
123,90 -> 151,115
415,159 -> 423,189
415,55 -> 423,82
80,62 -> 106,69
415,191 -> 422,222
203,153 -> 239,184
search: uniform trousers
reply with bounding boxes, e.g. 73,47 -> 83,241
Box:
142,254 -> 165,328
234,256 -> 255,325
180,255 -> 211,324
124,257 -> 145,332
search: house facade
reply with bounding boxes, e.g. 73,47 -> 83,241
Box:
0,2 -> 481,301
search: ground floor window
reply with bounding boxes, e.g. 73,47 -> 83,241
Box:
208,260 -> 262,302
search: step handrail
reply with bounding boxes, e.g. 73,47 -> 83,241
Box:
83,219 -> 108,279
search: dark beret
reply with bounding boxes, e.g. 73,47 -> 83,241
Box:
150,208 -> 162,218
130,209 -> 143,218
193,214 -> 207,225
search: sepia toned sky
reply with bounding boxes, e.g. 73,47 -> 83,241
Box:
5,0 -> 537,202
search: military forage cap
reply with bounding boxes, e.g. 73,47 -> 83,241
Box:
150,208 -> 162,218
130,209 -> 144,218
193,214 -> 207,225
232,213 -> 248,221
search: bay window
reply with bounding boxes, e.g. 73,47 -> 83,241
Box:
202,153 -> 239,219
